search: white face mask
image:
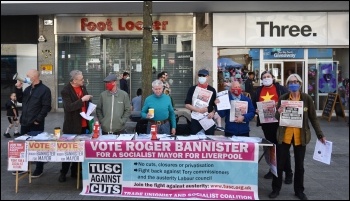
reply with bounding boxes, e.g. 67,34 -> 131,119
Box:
262,78 -> 273,86
126,77 -> 130,80
198,77 -> 207,84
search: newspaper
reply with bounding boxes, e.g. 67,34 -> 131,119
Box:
216,90 -> 231,110
229,101 -> 248,122
191,87 -> 213,120
257,100 -> 278,123
279,100 -> 303,128
198,114 -> 216,131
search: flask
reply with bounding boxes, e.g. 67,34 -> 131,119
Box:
92,121 -> 100,138
151,124 -> 158,140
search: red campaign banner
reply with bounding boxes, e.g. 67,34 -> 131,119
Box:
8,141 -> 28,171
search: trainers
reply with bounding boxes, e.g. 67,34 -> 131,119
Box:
14,133 -> 21,137
12,171 -> 28,176
285,172 -> 293,184
3,133 -> 11,138
264,171 -> 274,179
31,170 -> 43,178
215,127 -> 225,132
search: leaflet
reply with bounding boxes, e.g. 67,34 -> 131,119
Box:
216,90 -> 231,110
313,140 -> 332,165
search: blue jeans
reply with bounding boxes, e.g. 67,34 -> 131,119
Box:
21,125 -> 45,172
147,122 -> 170,134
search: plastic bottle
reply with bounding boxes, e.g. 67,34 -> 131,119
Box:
92,121 -> 100,138
151,124 -> 158,140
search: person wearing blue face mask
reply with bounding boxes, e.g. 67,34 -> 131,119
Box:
268,73 -> 326,200
14,69 -> 52,178
185,69 -> 217,135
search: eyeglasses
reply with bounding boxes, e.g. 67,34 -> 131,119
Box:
198,74 -> 207,77
288,80 -> 299,84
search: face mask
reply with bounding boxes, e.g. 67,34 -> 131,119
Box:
198,77 -> 207,84
288,83 -> 300,92
126,77 -> 130,80
24,77 -> 32,85
105,82 -> 114,91
262,78 -> 273,86
231,88 -> 242,96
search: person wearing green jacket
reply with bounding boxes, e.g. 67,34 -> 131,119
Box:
96,74 -> 131,134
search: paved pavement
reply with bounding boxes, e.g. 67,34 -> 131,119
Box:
1,110 -> 349,200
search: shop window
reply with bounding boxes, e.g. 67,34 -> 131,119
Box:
57,34 -> 193,108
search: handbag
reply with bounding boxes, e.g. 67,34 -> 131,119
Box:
175,115 -> 191,135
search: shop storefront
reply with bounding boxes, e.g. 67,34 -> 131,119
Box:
55,14 -> 195,109
213,12 -> 349,111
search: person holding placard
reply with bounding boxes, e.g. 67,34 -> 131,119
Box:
185,69 -> 217,135
268,73 -> 326,200
217,81 -> 255,137
252,70 -> 293,182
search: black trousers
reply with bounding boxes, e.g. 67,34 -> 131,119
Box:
272,141 -> 306,194
261,122 -> 292,174
21,125 -> 45,172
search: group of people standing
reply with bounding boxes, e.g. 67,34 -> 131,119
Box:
5,68 -> 327,200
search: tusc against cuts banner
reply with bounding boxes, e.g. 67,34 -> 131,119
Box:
81,140 -> 260,200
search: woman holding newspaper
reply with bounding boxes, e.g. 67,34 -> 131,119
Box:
268,73 -> 326,200
217,81 -> 255,137
185,69 -> 217,135
252,70 -> 293,182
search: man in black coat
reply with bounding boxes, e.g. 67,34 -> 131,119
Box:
59,70 -> 93,182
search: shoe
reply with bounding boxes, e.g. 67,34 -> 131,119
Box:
215,127 -> 225,132
295,192 -> 308,200
12,171 -> 28,175
3,133 -> 11,138
58,173 -> 66,182
285,172 -> 293,184
31,170 -> 43,178
264,171 -> 273,179
14,133 -> 21,137
268,191 -> 279,198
